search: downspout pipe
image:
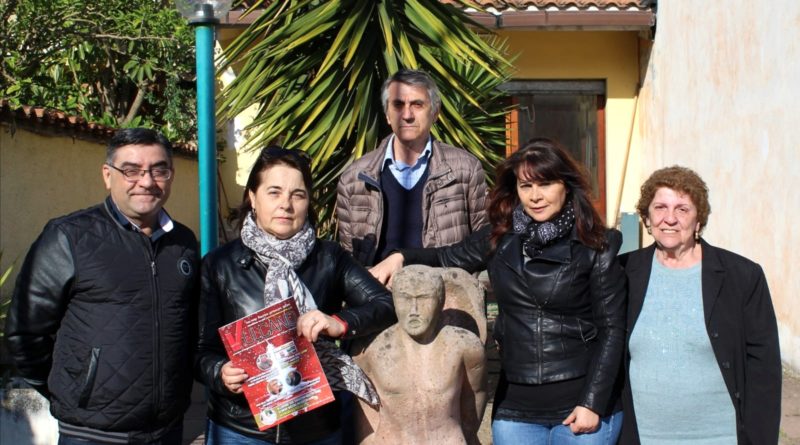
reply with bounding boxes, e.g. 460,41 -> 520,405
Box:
613,87 -> 640,229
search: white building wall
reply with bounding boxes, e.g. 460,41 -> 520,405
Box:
634,3 -> 800,369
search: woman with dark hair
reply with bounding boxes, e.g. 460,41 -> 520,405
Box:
619,166 -> 780,444
195,146 -> 396,444
372,138 -> 627,444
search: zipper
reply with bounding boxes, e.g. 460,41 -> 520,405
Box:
536,308 -> 543,380
421,169 -> 452,244
141,234 -> 162,421
423,182 -> 434,241
370,187 -> 383,266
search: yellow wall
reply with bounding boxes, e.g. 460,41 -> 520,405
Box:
214,30 -> 644,227
496,30 -> 643,225
212,38 -> 260,237
0,127 -> 200,288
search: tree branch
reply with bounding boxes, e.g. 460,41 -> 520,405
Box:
120,85 -> 146,125
95,33 -> 179,43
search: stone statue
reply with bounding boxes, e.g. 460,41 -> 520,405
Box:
439,267 -> 488,344
353,265 -> 488,445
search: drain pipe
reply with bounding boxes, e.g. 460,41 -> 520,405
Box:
613,87 -> 640,228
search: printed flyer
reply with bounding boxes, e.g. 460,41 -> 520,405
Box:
218,298 -> 335,430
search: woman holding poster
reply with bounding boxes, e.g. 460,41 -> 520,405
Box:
195,146 -> 396,444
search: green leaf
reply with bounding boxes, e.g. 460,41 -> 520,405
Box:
218,0 -> 514,237
2,0 -> 197,141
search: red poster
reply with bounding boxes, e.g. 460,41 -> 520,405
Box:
218,298 -> 335,430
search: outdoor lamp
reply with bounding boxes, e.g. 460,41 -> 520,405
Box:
175,0 -> 232,23
175,0 -> 232,255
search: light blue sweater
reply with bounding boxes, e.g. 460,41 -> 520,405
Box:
628,256 -> 736,444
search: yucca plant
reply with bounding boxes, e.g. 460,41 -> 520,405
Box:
218,0 -> 515,237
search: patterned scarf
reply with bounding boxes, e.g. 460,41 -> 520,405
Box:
240,213 -> 380,406
512,198 -> 575,258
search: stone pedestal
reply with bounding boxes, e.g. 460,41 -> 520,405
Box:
0,380 -> 58,445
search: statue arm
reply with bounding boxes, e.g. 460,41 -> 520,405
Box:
460,337 -> 488,443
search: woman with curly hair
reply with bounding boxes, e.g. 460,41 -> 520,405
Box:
618,166 -> 781,444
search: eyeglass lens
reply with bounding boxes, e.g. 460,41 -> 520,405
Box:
109,164 -> 172,181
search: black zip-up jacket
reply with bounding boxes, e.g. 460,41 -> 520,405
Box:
195,238 -> 396,444
5,197 -> 200,441
402,225 -> 627,413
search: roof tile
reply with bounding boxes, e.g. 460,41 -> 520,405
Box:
237,0 -> 653,10
0,100 -> 197,157
442,0 -> 652,8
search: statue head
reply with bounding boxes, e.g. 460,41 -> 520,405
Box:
391,265 -> 445,342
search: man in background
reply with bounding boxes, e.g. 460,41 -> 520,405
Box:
336,69 -> 488,267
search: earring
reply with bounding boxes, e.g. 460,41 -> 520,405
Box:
694,230 -> 700,241
252,208 -> 257,218
646,226 -> 652,235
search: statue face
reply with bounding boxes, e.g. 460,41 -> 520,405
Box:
394,291 -> 441,341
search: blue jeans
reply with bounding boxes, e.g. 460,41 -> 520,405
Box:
205,419 -> 342,445
57,426 -> 182,445
492,411 -> 623,445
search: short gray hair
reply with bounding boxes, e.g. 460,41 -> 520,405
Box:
380,69 -> 442,116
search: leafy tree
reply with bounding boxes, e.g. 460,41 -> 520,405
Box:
220,0 -> 514,236
0,0 -> 197,142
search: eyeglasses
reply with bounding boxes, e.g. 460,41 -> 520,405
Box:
263,146 -> 311,167
106,163 -> 173,182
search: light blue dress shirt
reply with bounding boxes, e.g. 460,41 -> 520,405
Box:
381,134 -> 432,190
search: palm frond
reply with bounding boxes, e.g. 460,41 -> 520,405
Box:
218,0 -> 516,238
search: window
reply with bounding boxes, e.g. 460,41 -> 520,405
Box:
500,80 -> 606,218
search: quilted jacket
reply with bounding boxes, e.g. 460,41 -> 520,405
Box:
195,237 -> 396,444
336,135 -> 488,266
5,197 -> 200,441
402,225 -> 627,414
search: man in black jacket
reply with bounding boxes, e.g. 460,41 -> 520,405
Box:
5,128 -> 200,444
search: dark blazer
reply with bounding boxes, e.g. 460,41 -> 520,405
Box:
618,239 -> 781,444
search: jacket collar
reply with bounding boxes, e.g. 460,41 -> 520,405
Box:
494,227 -> 578,278
357,134 -> 453,190
535,227 -> 579,263
626,239 -> 725,327
623,243 -> 656,329
699,238 -> 725,324
235,241 -> 256,269
103,196 -> 173,241
380,134 -> 432,171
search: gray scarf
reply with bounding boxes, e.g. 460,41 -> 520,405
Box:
240,213 -> 379,406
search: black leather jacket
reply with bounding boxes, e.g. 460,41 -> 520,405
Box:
5,198 -> 199,441
195,238 -> 396,444
403,225 -> 626,413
